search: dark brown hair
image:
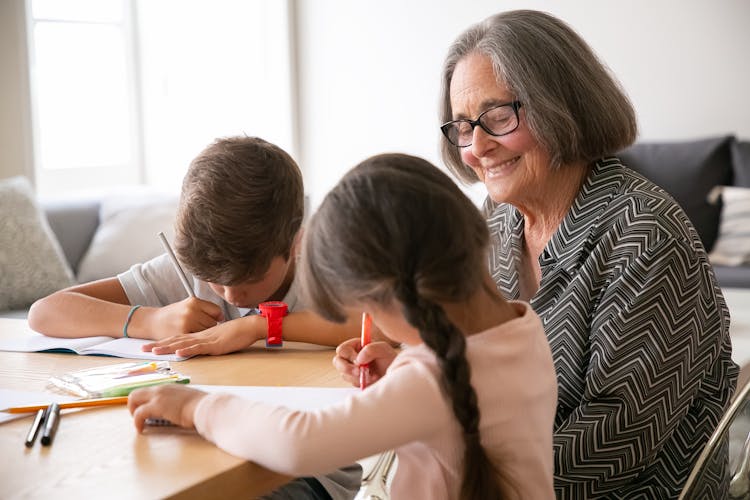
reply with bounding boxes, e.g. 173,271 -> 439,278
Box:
440,9 -> 637,183
174,136 -> 303,285
299,153 -> 506,499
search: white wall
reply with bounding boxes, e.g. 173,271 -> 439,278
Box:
3,0 -> 749,205
295,0 -> 750,209
0,0 -> 33,182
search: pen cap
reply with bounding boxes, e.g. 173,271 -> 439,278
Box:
24,408 -> 46,447
40,403 -> 61,446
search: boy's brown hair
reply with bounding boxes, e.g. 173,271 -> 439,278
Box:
173,136 -> 304,285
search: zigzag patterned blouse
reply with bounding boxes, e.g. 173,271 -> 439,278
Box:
484,158 -> 738,499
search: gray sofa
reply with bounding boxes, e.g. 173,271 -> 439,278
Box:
0,187 -> 179,318
619,135 -> 750,289
44,198 -> 102,279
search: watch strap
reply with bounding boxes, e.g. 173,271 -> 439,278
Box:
260,301 -> 287,348
266,314 -> 284,347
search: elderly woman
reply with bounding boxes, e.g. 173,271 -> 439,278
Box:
437,9 -> 737,499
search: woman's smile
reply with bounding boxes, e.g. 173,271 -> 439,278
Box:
477,156 -> 521,179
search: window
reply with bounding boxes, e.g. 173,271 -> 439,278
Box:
26,0 -> 295,196
27,0 -> 140,195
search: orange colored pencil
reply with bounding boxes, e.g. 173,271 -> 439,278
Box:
1,396 -> 129,414
359,312 -> 372,390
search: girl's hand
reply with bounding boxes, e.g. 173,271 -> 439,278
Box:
128,384 -> 207,433
332,338 -> 398,387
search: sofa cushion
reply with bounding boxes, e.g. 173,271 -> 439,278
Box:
0,176 -> 75,310
618,135 -> 734,252
708,186 -> 750,267
76,190 -> 179,283
732,140 -> 750,187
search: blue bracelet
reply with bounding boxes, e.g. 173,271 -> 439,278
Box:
123,305 -> 141,338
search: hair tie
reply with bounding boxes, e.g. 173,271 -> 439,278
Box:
123,305 -> 142,338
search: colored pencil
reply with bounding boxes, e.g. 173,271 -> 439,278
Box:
1,396 -> 129,414
158,231 -> 195,297
359,312 -> 372,390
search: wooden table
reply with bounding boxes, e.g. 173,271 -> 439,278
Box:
0,318 -> 348,500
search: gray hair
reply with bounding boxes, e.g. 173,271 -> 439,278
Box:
440,10 -> 637,184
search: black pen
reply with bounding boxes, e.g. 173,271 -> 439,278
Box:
40,403 -> 61,446
145,417 -> 175,427
24,408 -> 46,447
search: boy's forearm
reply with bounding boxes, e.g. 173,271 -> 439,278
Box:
280,311 -> 360,347
28,277 -> 135,339
28,292 -> 133,339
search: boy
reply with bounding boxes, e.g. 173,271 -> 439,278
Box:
29,136 -> 360,352
28,136 -> 363,499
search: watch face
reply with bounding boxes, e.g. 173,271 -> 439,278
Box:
261,301 -> 285,309
260,301 -> 288,316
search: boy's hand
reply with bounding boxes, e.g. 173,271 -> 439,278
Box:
145,297 -> 225,339
128,384 -> 207,432
332,337 -> 398,387
142,315 -> 264,357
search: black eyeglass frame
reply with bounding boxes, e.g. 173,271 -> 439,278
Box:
440,100 -> 523,147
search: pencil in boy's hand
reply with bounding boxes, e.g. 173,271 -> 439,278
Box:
359,312 -> 372,390
2,396 -> 129,414
158,231 -> 195,298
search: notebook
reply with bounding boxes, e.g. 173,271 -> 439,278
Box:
0,332 -> 190,361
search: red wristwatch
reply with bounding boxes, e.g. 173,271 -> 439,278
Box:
259,301 -> 288,348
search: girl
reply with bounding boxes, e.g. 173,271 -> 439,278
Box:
128,153 -> 557,499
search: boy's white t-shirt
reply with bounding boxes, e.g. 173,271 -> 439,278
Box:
117,253 -> 302,318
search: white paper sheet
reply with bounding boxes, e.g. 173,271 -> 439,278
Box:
0,389 -> 77,424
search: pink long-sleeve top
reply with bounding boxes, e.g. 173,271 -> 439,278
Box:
194,301 -> 558,499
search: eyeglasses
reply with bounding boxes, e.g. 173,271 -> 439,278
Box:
440,101 -> 522,147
